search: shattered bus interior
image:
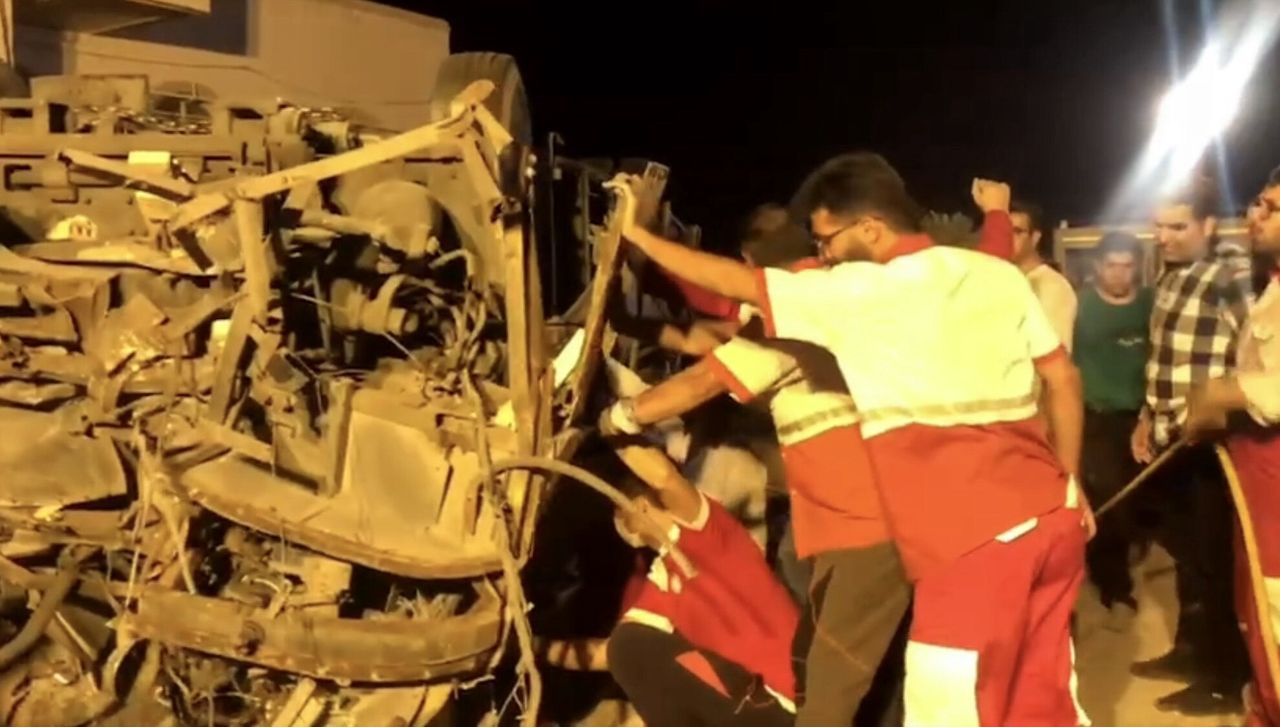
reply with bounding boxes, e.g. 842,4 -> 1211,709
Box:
0,8 -> 689,722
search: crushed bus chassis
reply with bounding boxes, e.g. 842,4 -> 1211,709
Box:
0,68 -> 673,726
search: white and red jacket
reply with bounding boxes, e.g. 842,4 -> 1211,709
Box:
754,235 -> 1077,581
622,494 -> 800,709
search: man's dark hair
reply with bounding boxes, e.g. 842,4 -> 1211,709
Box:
740,203 -> 790,240
789,152 -> 922,233
1096,231 -> 1142,260
1163,175 -> 1219,220
1010,199 -> 1045,234
1267,165 -> 1280,188
741,220 -> 815,268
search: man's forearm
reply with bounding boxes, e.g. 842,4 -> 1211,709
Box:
654,264 -> 740,319
630,229 -> 762,305
1043,371 -> 1085,476
632,358 -> 729,424
613,443 -> 702,522
977,210 -> 1014,261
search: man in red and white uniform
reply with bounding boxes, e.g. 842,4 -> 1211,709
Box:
591,438 -> 799,726
607,152 -> 1093,727
606,328 -> 906,725
1185,169 -> 1280,726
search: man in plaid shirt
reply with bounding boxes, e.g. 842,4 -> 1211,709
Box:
1128,181 -> 1255,715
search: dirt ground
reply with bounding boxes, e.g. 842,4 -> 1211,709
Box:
1074,546 -> 1246,727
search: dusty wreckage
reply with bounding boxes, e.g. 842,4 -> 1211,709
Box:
0,44 -> 689,727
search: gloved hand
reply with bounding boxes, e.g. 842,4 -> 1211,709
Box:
599,399 -> 643,438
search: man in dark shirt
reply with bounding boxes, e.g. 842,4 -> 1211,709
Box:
1073,232 -> 1152,620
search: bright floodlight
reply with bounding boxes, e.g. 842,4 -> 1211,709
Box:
1152,43 -> 1249,179
1102,2 -> 1280,221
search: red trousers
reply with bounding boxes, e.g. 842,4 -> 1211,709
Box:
1229,435 -> 1280,727
905,507 -> 1087,727
1236,528 -> 1280,726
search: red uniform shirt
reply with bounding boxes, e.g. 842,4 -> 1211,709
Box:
756,236 -> 1075,580
705,337 -> 888,556
623,495 -> 800,705
661,213 -> 1017,561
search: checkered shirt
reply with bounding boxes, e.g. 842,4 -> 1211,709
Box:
1145,241 -> 1254,448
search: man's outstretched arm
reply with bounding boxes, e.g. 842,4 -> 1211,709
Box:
605,327 -> 796,427
1035,350 -> 1084,476
629,227 -> 762,305
608,178 -> 763,305
631,359 -> 730,424
612,442 -> 703,523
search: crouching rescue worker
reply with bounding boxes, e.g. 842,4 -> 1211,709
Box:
602,322 -> 908,726
607,152 -> 1094,726
538,428 -> 800,726
1184,167 -> 1280,726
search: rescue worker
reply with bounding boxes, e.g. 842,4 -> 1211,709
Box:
621,205 -> 818,594
1011,199 -> 1078,350
535,431 -> 799,726
1129,179 -> 1253,715
1184,167 -> 1280,726
604,174 -> 1020,726
1073,232 -> 1152,621
606,290 -> 906,727
607,151 -> 1093,726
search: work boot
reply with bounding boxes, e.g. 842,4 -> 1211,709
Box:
1130,647 -> 1196,681
1154,683 -> 1244,716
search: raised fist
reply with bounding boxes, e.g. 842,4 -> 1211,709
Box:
972,178 -> 1012,214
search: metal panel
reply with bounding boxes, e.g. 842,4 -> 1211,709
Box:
15,0 -> 209,35
0,407 -> 127,507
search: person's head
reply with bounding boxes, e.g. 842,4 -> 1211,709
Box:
1153,178 -> 1218,263
1010,200 -> 1045,266
790,152 -> 921,264
741,203 -> 790,242
1093,232 -> 1142,299
612,479 -> 675,550
1248,166 -> 1280,259
739,203 -> 815,268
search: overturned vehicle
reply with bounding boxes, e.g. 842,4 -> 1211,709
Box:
0,44 -> 682,725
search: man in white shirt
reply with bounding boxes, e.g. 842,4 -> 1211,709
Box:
1012,200 -> 1078,350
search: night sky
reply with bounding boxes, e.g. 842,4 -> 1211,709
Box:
390,1 -> 1280,245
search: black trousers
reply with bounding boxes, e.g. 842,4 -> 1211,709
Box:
608,622 -> 794,727
1080,409 -> 1143,606
1143,442 -> 1251,689
793,541 -> 911,727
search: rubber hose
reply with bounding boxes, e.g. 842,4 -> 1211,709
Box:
0,553 -> 85,670
470,455 -> 696,576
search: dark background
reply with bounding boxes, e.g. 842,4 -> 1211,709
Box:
388,1 -> 1280,246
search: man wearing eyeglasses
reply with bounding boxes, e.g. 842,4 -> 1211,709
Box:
1123,179 -> 1255,716
1184,167 -> 1280,726
607,152 -> 1093,726
1010,201 -> 1078,351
